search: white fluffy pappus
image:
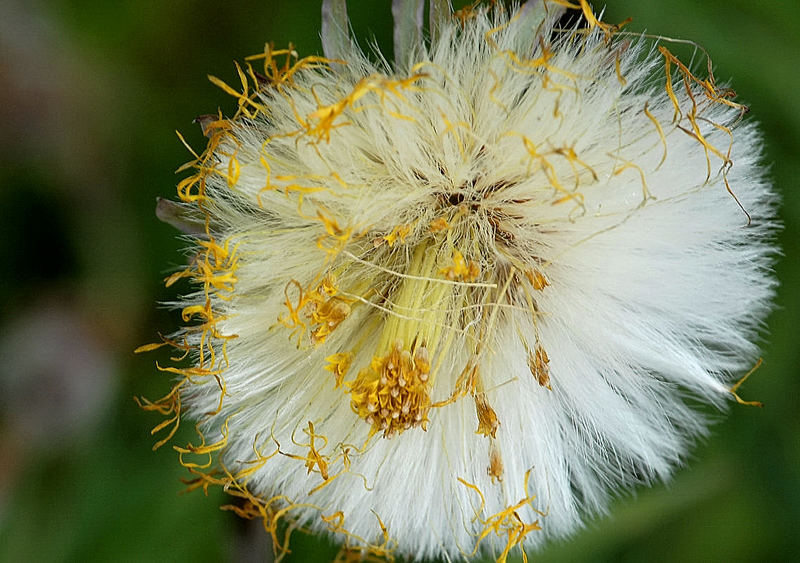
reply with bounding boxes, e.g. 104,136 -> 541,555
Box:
143,1 -> 778,561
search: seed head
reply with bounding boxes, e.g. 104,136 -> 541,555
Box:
141,1 -> 777,560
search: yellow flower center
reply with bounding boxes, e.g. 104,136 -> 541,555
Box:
346,238 -> 466,437
348,341 -> 431,437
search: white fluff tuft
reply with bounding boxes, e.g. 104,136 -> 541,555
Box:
155,2 -> 777,561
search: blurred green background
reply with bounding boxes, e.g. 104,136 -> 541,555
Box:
0,1 -> 797,561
